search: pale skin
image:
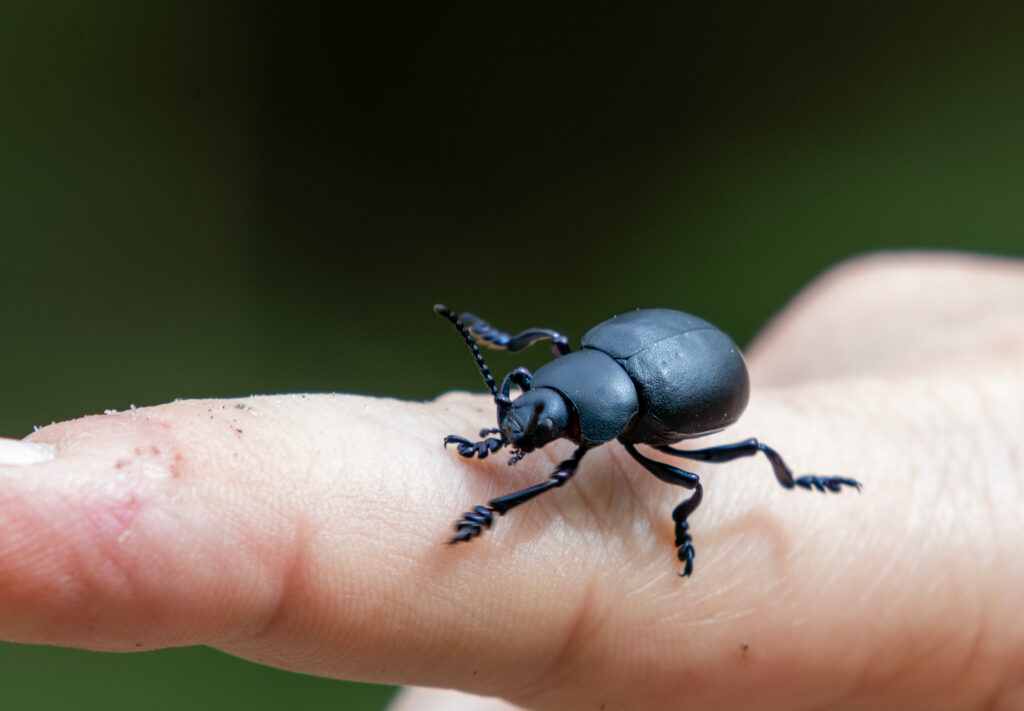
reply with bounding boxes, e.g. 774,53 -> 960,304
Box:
1,252 -> 1023,711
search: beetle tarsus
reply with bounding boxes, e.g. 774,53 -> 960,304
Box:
794,475 -> 862,493
672,484 -> 702,577
444,434 -> 505,459
676,533 -> 695,578
449,505 -> 495,543
673,512 -> 696,577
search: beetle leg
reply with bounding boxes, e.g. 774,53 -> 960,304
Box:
621,442 -> 702,577
655,439 -> 862,493
448,445 -> 590,544
459,311 -> 571,357
443,434 -> 506,459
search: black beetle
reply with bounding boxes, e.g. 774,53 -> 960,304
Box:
435,305 -> 860,577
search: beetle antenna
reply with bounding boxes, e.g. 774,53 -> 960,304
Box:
435,305 -> 508,404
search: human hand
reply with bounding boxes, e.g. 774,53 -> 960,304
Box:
2,252 -> 1021,710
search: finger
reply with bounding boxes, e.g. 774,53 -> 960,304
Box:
2,384 -> 1022,710
748,251 -> 1024,385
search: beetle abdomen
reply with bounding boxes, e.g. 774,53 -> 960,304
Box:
583,309 -> 750,444
531,349 -> 639,444
618,328 -> 749,443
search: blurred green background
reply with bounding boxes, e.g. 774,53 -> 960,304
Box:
1,2 -> 1023,709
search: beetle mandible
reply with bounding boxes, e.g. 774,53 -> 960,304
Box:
435,304 -> 860,577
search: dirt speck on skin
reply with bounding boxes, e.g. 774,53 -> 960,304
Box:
235,428 -> 243,435
236,403 -> 246,409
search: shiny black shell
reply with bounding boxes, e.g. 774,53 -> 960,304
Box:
533,308 -> 750,445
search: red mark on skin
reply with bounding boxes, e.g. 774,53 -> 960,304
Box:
81,492 -> 143,544
25,411 -> 184,544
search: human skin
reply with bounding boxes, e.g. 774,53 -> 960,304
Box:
1,252 -> 1022,710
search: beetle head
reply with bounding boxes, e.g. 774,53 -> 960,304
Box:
499,388 -> 569,454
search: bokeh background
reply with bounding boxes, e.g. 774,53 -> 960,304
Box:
2,2 -> 1023,709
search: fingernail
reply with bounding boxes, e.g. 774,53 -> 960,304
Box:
0,438 -> 56,464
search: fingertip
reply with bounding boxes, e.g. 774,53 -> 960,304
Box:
389,687 -> 525,711
0,438 -> 55,465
